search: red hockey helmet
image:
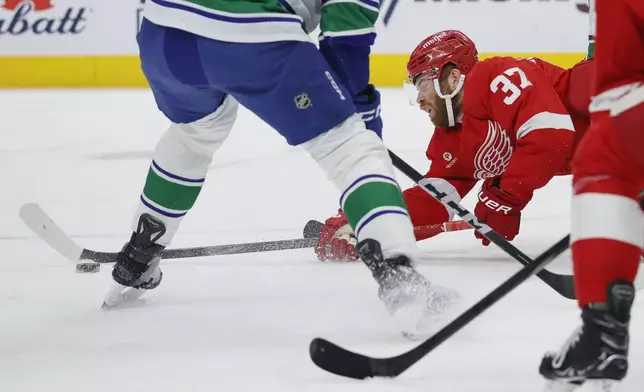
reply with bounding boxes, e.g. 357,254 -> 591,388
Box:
407,30 -> 479,84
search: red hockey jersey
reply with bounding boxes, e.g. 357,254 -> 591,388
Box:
592,0 -> 644,96
404,57 -> 593,239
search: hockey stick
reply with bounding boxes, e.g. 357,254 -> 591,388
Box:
310,218 -> 472,240
388,150 -> 576,300
309,234 -> 571,379
414,219 -> 472,238
19,203 -> 324,264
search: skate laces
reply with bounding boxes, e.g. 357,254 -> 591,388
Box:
551,325 -> 583,369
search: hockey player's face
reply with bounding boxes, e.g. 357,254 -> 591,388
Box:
414,70 -> 463,128
414,75 -> 450,127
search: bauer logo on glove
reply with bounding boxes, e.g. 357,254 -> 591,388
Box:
477,190 -> 513,214
474,179 -> 527,245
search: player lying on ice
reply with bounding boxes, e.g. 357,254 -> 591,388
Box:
316,30 -> 594,262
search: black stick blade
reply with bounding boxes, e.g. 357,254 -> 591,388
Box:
303,220 -> 325,239
541,272 -> 576,300
309,235 -> 571,380
310,338 -> 381,379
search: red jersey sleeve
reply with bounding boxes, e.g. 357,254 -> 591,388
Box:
465,57 -> 576,202
403,129 -> 477,240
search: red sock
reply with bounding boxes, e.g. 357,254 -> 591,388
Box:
570,178 -> 643,307
573,239 -> 640,306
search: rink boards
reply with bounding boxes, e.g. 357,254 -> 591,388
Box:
0,0 -> 590,88
0,53 -> 586,88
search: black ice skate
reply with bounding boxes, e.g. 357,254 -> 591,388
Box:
103,214 -> 166,308
540,280 -> 635,392
357,239 -> 460,338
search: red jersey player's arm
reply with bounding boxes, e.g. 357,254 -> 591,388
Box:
468,57 -> 576,202
402,135 -> 477,240
403,177 -> 476,240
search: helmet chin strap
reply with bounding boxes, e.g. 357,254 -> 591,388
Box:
433,75 -> 465,127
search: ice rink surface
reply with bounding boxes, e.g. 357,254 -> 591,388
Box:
0,89 -> 641,392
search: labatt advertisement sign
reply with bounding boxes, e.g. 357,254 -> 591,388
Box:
0,0 -> 89,35
0,1 -> 144,56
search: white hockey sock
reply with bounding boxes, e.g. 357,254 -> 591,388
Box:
302,114 -> 419,259
133,95 -> 238,245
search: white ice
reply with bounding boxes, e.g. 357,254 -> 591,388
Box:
0,89 -> 641,392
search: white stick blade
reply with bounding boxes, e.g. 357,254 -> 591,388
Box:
19,203 -> 83,262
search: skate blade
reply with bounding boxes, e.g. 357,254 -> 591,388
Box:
102,282 -> 146,309
585,380 -> 622,392
391,300 -> 429,340
543,380 -> 583,392
394,289 -> 463,340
